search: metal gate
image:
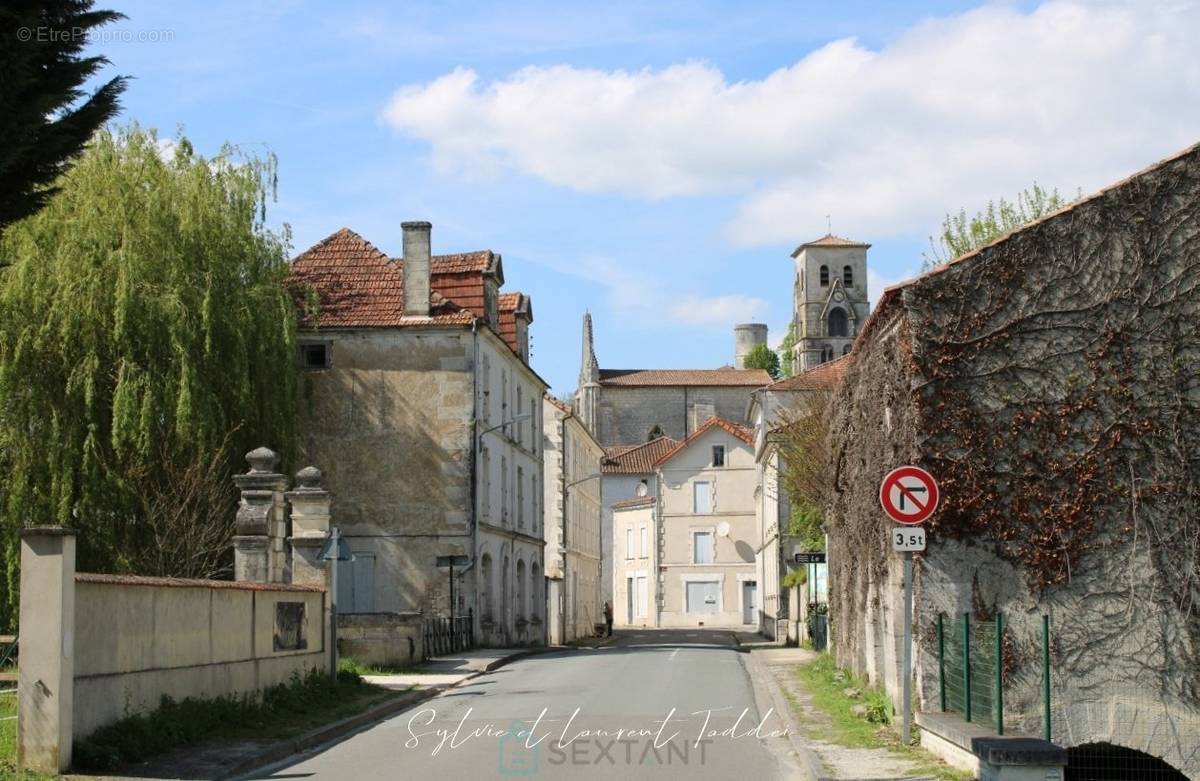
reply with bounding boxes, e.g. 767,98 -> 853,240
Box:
423,609 -> 475,657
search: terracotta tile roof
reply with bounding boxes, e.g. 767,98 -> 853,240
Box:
599,368 -> 772,387
290,229 -> 488,329
653,417 -> 753,467
544,394 -> 573,416
497,292 -> 532,353
792,234 -> 871,255
602,436 -> 679,474
611,496 -> 656,510
429,250 -> 498,275
763,354 -> 851,391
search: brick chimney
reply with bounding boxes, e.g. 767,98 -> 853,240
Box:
402,221 -> 432,317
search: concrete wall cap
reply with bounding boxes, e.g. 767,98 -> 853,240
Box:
19,525 -> 77,538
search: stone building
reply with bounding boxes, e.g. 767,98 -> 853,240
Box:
611,496 -> 656,627
790,234 -> 870,372
599,436 -> 677,608
542,395 -> 603,643
746,356 -> 848,639
289,221 -> 548,648
575,313 -> 771,448
652,417 -> 758,627
826,143 -> 1200,774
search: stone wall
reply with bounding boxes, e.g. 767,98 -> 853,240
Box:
827,143 -> 1200,774
596,385 -> 755,447
17,528 -> 327,773
297,328 -> 475,615
337,613 -> 424,668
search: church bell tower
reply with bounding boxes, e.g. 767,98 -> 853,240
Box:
791,235 -> 871,372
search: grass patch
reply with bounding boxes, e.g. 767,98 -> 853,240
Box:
794,654 -> 972,781
72,667 -> 395,772
337,657 -> 429,676
1,689 -> 54,781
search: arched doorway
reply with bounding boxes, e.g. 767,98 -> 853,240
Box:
1066,743 -> 1188,780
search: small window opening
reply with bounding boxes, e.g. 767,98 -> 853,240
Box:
712,445 -> 726,467
299,343 -> 330,369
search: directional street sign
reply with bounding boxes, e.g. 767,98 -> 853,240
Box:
892,526 -> 927,552
436,555 -> 470,568
880,465 -> 939,525
794,551 -> 826,564
319,534 -> 355,562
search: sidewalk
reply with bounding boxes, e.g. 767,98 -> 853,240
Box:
749,646 -> 946,780
364,646 -> 549,690
69,646 -> 544,781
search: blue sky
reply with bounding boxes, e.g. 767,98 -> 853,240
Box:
87,0 -> 1199,394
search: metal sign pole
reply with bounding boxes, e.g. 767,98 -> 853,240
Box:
902,549 -> 913,745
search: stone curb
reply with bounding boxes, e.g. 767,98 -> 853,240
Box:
745,649 -> 829,781
222,647 -> 555,780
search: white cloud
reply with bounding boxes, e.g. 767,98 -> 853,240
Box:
381,0 -> 1200,246
547,253 -> 767,328
665,294 -> 768,326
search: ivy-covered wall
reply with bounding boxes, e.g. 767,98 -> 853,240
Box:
827,142 -> 1200,766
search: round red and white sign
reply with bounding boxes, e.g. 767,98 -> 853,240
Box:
879,466 -> 939,525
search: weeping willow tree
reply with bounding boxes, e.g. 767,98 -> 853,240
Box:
0,125 -> 297,629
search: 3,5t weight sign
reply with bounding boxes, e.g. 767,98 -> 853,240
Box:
892,527 -> 926,552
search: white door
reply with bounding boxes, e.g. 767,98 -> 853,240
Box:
626,577 -> 634,623
636,576 -> 648,618
742,581 -> 757,625
686,581 -> 720,614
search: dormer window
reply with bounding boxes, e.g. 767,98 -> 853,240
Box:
819,265 -> 829,286
844,265 -> 853,287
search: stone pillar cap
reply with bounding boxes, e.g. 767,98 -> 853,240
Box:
245,446 -> 279,473
295,465 -> 323,488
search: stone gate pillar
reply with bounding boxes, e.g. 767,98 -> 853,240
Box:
18,527 -> 77,774
233,447 -> 288,582
286,466 -> 330,588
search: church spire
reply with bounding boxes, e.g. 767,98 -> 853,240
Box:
580,311 -> 600,386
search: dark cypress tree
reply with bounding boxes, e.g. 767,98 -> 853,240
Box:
0,1 -> 128,235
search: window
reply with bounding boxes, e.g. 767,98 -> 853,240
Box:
693,531 -> 715,563
693,481 -> 712,514
819,265 -> 829,286
640,526 -> 648,558
843,345 -> 852,356
821,345 -> 834,363
828,307 -> 848,337
712,445 -> 726,467
516,560 -> 526,620
501,371 -> 509,435
686,580 -> 720,613
481,447 -> 491,520
648,424 -> 664,441
501,456 -> 509,523
843,265 -> 854,287
530,563 -> 540,620
480,554 -> 493,620
625,527 -> 634,559
517,466 -> 525,527
481,356 -> 491,421
516,387 -> 524,444
531,474 -> 538,534
298,342 -> 330,369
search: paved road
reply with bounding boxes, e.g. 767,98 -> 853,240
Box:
254,629 -> 803,780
